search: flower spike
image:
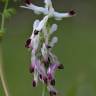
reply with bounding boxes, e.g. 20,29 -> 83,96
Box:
22,0 -> 76,95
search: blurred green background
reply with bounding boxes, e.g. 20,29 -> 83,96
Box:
0,0 -> 96,96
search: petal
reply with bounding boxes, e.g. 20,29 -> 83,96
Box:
33,69 -> 39,87
58,64 -> 64,69
36,15 -> 49,31
25,0 -> 32,5
50,36 -> 58,47
47,63 -> 58,75
32,34 -> 40,53
50,79 -> 55,86
69,10 -> 76,15
20,4 -> 48,15
33,20 -> 40,31
29,64 -> 35,73
32,80 -> 36,87
25,39 -> 32,48
47,84 -> 57,96
50,24 -> 58,34
35,59 -> 47,78
53,11 -> 71,20
41,43 -> 48,61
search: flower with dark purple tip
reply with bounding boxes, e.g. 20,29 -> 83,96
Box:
25,0 -> 32,5
50,79 -> 55,86
25,38 -> 32,48
69,10 -> 76,15
29,64 -> 35,73
47,84 -> 57,96
58,64 -> 64,69
32,80 -> 36,87
50,91 -> 56,96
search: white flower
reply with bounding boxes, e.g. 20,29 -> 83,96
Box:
20,0 -> 75,20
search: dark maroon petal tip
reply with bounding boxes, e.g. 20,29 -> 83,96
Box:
34,30 -> 39,35
25,0 -> 32,4
69,10 -> 76,15
39,74 -> 43,80
25,39 -> 31,48
50,79 -> 55,86
48,74 -> 52,80
46,45 -> 52,49
50,91 -> 56,96
32,80 -> 36,87
29,66 -> 34,73
58,64 -> 64,69
43,77 -> 48,84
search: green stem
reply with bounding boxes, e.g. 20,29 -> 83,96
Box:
0,41 -> 9,96
0,0 -> 8,32
0,0 -> 9,96
42,85 -> 46,96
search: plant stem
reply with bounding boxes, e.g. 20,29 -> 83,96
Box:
0,0 -> 8,32
42,84 -> 46,96
0,0 -> 9,96
0,41 -> 9,96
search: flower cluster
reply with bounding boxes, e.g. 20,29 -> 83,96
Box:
21,0 -> 75,96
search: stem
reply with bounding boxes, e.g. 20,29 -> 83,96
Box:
0,0 -> 8,31
0,0 -> 9,96
0,41 -> 9,96
42,85 -> 46,96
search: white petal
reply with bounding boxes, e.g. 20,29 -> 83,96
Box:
50,24 -> 58,34
33,20 -> 40,30
36,15 -> 49,31
20,4 -> 48,15
54,11 -> 71,19
50,36 -> 58,47
41,43 -> 48,60
32,34 -> 40,54
34,69 -> 39,83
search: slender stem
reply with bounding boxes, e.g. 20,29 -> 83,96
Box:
0,0 -> 9,96
0,0 -> 8,31
0,41 -> 9,96
42,84 -> 46,96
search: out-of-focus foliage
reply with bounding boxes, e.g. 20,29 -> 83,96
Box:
4,8 -> 16,19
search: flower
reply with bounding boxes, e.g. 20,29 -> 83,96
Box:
25,14 -> 65,95
21,0 -> 76,20
23,0 -> 75,96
